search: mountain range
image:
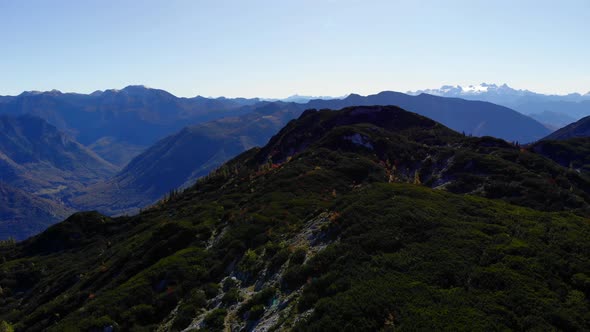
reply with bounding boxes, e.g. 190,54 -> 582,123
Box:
72,102 -> 304,216
0,85 -> 572,240
1,105 -> 588,331
305,91 -> 549,142
0,86 -> 260,166
71,91 -> 549,217
410,83 -> 590,129
412,83 -> 590,103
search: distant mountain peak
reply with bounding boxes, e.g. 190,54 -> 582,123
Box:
46,89 -> 63,95
345,93 -> 363,99
101,85 -> 178,99
96,85 -> 153,96
18,89 -> 63,97
409,83 -> 535,97
119,85 -> 154,95
122,84 -> 150,91
18,90 -> 43,96
261,94 -> 345,103
408,83 -> 590,100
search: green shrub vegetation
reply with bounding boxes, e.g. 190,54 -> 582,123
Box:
1,106 -> 590,331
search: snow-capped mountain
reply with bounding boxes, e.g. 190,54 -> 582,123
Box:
409,83 -> 590,130
411,83 -> 529,97
409,83 -> 589,101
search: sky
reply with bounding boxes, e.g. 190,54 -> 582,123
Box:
1,0 -> 589,98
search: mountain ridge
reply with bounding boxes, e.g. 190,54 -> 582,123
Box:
305,91 -> 550,143
73,91 -> 549,217
0,87 -> 554,238
0,85 -> 261,166
542,115 -> 590,141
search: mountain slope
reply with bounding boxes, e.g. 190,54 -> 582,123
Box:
256,106 -> 590,212
75,92 -> 549,217
306,91 -> 550,143
529,111 -> 576,130
542,115 -> 590,140
0,114 -> 116,177
410,83 -> 590,128
1,106 -> 589,331
0,114 -> 117,239
0,86 -> 260,164
531,115 -> 590,174
72,103 -> 303,215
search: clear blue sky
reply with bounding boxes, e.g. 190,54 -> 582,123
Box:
1,0 -> 588,97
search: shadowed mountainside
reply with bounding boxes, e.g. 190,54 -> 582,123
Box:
542,114 -> 590,141
305,91 -> 550,143
0,86 -> 260,166
73,103 -> 303,215
0,114 -> 116,239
